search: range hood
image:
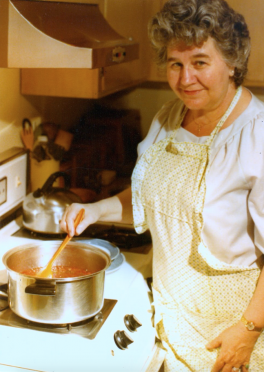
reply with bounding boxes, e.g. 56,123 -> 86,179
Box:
0,0 -> 139,68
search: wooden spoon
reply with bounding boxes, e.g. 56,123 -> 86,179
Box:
36,208 -> 85,278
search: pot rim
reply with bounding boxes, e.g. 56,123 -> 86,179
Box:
2,241 -> 111,282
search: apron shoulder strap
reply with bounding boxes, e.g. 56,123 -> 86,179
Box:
205,86 -> 242,147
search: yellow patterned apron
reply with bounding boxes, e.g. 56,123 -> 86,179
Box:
132,87 -> 264,371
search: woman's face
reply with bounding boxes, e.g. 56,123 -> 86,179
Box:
166,37 -> 235,114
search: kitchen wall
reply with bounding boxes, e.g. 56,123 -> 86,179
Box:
0,68 -> 92,153
0,69 -> 39,153
98,83 -> 177,138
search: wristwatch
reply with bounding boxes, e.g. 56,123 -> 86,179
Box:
241,316 -> 263,332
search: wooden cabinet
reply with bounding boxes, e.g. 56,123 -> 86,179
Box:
39,0 -> 102,3
20,0 -> 264,95
148,0 -> 264,87
228,0 -> 264,86
21,0 -> 151,99
147,0 -> 167,83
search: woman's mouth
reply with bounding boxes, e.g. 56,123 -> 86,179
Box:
182,89 -> 202,96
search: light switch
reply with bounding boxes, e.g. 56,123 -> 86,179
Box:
15,176 -> 22,187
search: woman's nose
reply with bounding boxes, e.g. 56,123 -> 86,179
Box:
180,66 -> 196,85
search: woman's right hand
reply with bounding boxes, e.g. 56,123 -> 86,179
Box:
60,202 -> 103,237
60,187 -> 133,237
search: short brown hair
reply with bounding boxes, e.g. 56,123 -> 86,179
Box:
148,0 -> 250,86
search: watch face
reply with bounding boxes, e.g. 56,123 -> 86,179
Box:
247,322 -> 255,331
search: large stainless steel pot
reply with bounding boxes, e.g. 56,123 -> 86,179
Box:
23,171 -> 82,234
1,241 -> 111,324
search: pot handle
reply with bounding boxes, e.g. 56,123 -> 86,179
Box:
0,283 -> 8,295
25,281 -> 56,296
33,171 -> 71,198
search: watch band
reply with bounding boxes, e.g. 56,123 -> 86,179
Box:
241,316 -> 263,332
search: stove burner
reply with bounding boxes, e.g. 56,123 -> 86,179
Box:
22,310 -> 105,332
90,229 -> 151,249
0,299 -> 117,339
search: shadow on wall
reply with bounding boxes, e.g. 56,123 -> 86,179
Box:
97,82 -> 176,137
25,95 -> 94,131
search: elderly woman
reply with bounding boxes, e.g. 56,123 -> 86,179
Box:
60,0 -> 264,371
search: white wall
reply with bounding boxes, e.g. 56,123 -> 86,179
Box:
0,69 -> 91,153
0,69 -> 40,153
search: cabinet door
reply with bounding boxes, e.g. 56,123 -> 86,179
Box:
148,0 -> 264,86
103,0 -> 150,83
228,0 -> 264,86
21,63 -> 148,99
147,0 -> 167,82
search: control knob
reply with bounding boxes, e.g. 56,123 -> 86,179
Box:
124,314 -> 142,332
114,330 -> 134,350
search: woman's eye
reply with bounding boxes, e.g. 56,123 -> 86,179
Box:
195,61 -> 206,67
170,62 -> 182,69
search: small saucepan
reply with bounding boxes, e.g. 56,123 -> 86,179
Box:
1,241 -> 111,324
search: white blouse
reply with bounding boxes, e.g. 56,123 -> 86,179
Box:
137,92 -> 264,268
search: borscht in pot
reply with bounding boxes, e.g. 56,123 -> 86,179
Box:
2,241 -> 111,324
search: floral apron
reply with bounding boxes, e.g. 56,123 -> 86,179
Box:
132,87 -> 264,371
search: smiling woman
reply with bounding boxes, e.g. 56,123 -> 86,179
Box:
60,1 -> 264,371
131,0 -> 264,371
166,38 -> 237,120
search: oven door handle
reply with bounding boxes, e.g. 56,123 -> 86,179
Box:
25,281 -> 56,296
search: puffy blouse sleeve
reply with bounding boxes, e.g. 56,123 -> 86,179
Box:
240,112 -> 264,255
137,98 -> 183,158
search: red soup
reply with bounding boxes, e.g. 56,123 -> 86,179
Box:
21,265 -> 94,278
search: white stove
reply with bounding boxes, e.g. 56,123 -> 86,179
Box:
0,148 -> 162,372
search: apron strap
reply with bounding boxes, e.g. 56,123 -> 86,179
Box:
205,86 -> 242,147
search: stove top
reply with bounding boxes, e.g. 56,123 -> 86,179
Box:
12,223 -> 152,254
0,296 -> 117,340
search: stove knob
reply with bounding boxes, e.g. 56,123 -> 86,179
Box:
124,314 -> 142,332
114,330 -> 134,350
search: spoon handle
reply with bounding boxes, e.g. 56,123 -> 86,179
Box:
37,208 -> 85,278
50,208 -> 85,263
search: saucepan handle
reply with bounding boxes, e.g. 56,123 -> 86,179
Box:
0,283 -> 8,295
25,281 -> 56,296
0,296 -> 8,311
0,283 -> 8,311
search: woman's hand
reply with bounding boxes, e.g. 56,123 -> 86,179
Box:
206,322 -> 260,372
60,188 -> 133,237
60,202 -> 103,237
